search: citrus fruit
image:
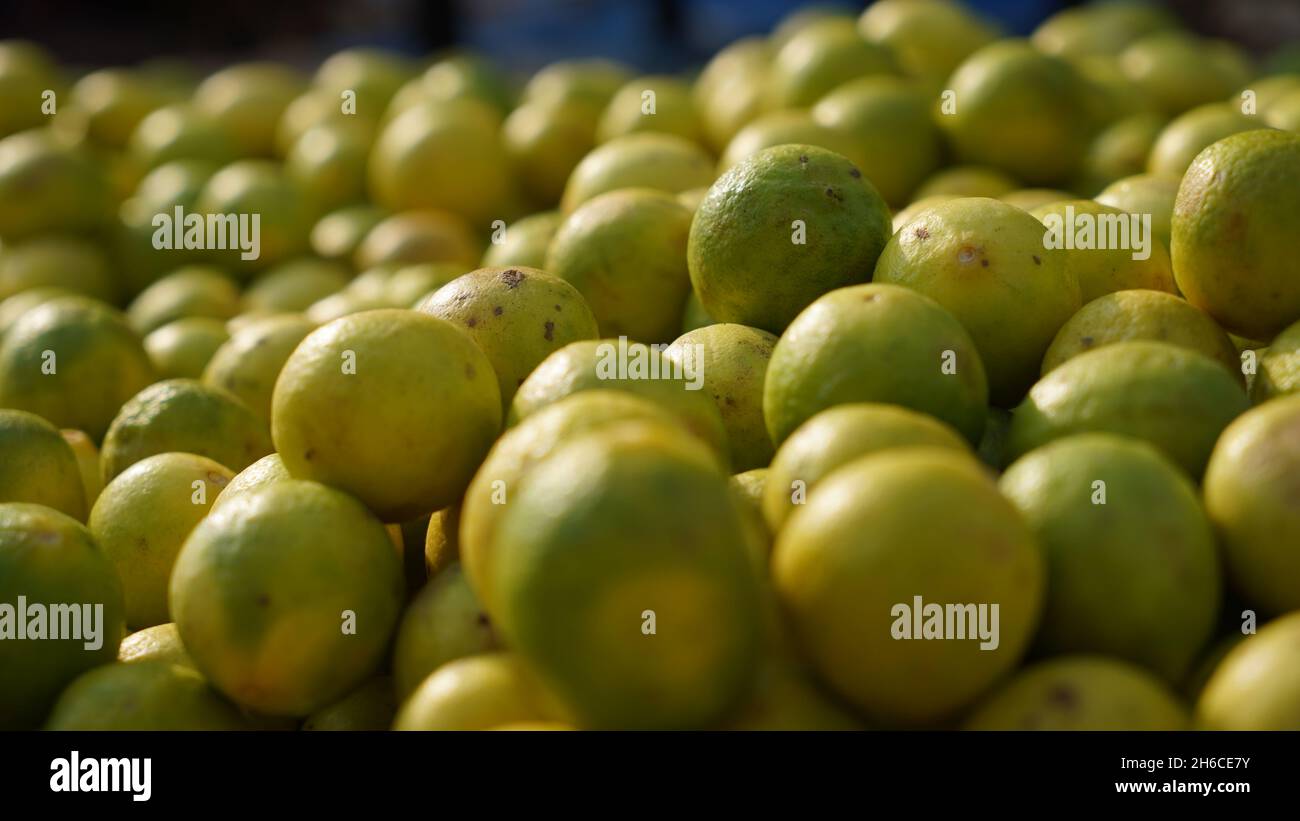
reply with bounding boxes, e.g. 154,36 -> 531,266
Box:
1253,318 -> 1300,400
0,131 -> 112,240
963,656 -> 1188,730
876,197 -> 1080,404
502,97 -> 601,207
693,37 -> 769,154
506,339 -> 729,455
1120,31 -> 1251,116
689,144 -> 891,334
388,261 -> 464,307
196,160 -> 313,275
0,287 -> 74,336
913,166 -> 1019,200
480,210 -> 561,269
128,104 -> 236,169
1032,1 -> 1176,59
1042,289 -> 1239,378
766,18 -> 895,110
271,309 -> 501,521
1170,129 -> 1300,340
90,452 -> 234,629
1006,340 -> 1249,476
663,323 -> 777,471
559,132 -> 714,213
126,265 -> 239,334
1202,394 -> 1300,615
244,257 -> 349,313
1000,434 -> 1219,680
309,203 -> 386,262
772,448 -> 1043,726
811,76 -> 943,206
1265,87 -> 1300,131
521,58 -> 630,109
45,660 -> 255,730
70,68 -> 176,149
680,290 -> 714,333
490,424 -> 763,729
764,283 -> 988,445
1000,188 -> 1078,211
60,429 -> 102,510
762,403 -> 971,532
1094,171 -> 1179,248
202,314 -> 316,423
210,452 -> 289,513
0,234 -> 117,304
143,317 -> 230,379
1196,612 -> 1300,730
858,0 -> 997,84
0,503 -> 125,729
940,41 -> 1093,186
302,677 -> 397,731
353,209 -> 480,270
0,409 -> 86,519
423,505 -> 459,578
546,189 -> 692,343
597,74 -> 701,145
170,479 -> 404,716
285,121 -> 371,213
1028,199 -> 1175,302
118,622 -> 191,666
462,390 -> 707,611
193,62 -> 305,158
0,295 -> 156,441
0,41 -> 62,138
99,378 -> 270,483
715,109 -> 859,174
392,562 -> 498,699
393,652 -> 564,730
368,99 -> 512,227
1147,103 -> 1260,177
313,47 -> 415,115
416,266 -> 599,409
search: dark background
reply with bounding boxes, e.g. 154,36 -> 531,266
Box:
1,0 -> 1298,76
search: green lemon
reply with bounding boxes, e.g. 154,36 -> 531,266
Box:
170,479 -> 404,716
393,652 -> 564,730
202,313 -> 316,423
1094,171 -> 1179,249
766,18 -> 895,110
1029,199 -> 1175,302
1197,612 -> 1300,730
90,452 -> 234,629
45,660 -> 255,730
689,144 -> 891,334
392,562 -> 498,700
559,132 -> 714,213
481,211 -> 561,270
0,234 -> 117,304
1006,340 -> 1249,477
118,622 -> 191,666
271,309 -> 501,521
0,409 -> 86,519
1147,103 -> 1260,177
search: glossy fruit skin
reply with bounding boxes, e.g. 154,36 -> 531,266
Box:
271,309 -> 501,522
763,283 -> 988,446
1197,612 -> 1300,730
688,144 -> 891,335
1171,129 -> 1300,340
0,503 -> 126,730
170,480 -> 404,717
0,409 -> 87,520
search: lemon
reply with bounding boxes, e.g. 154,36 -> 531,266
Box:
766,18 -> 895,110
596,75 -> 701,145
143,317 -> 230,380
119,622 -> 191,666
0,234 -> 117,304
392,562 -> 498,699
913,165 -> 1020,200
1203,395 -> 1300,615
1007,340 -> 1248,477
1042,289 -> 1239,378
1197,612 -> 1300,730
773,448 -> 1042,726
244,257 -> 350,313
877,197 -> 1080,404
353,209 -> 481,270
560,132 -> 714,213
45,660 -> 255,730
480,211 -> 561,269
1147,103 -> 1260,177
1001,434 -> 1219,680
546,189 -> 693,343
202,314 -> 316,423
90,452 -> 234,628
1254,318 -> 1300,399
271,309 -> 501,521
0,409 -> 87,519
0,295 -> 156,441
502,98 -> 601,207
171,479 -> 404,716
1171,129 -> 1300,340
1029,199 -> 1175,302
393,653 -> 564,730
762,403 -> 970,532
689,144 -> 891,334
1094,172 -> 1179,248
0,503 -> 125,729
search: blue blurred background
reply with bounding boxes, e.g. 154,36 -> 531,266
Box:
3,0 -> 1298,73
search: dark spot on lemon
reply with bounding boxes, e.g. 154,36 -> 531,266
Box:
493,306 -> 503,316
914,226 -> 930,240
466,317 -> 477,328
543,320 -> 554,341
1032,255 -> 1041,265
500,269 -> 525,289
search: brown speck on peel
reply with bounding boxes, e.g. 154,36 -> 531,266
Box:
799,154 -> 809,164
914,226 -> 930,240
553,304 -> 561,311
980,259 -> 988,267
825,187 -> 843,202
256,594 -> 270,608
1047,685 -> 1079,711
303,448 -> 316,461
501,269 -> 525,288
1032,255 -> 1041,265
849,167 -> 861,178
1081,336 -> 1094,348
493,306 -> 503,316
863,293 -> 879,302
466,317 -> 478,328
543,320 -> 554,341
466,364 -> 476,379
